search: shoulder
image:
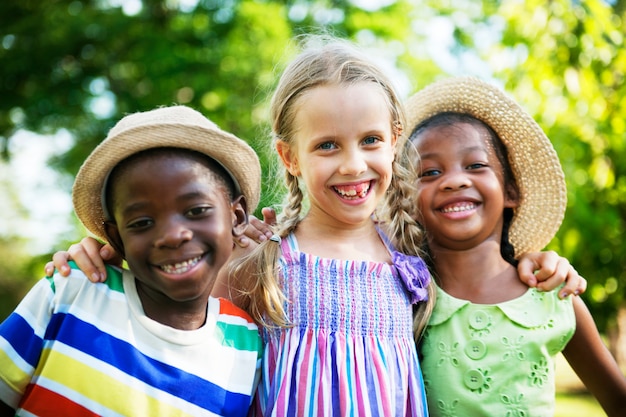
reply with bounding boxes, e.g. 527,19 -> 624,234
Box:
210,297 -> 262,352
212,296 -> 257,325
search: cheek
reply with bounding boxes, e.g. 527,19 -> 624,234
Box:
413,188 -> 426,221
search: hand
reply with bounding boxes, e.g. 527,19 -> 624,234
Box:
43,237 -> 122,282
517,251 -> 587,298
235,207 -> 277,248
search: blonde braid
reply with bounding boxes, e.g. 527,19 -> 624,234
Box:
232,169 -> 305,328
380,139 -> 436,343
275,171 -> 303,236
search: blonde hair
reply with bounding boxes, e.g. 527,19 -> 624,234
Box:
231,35 -> 435,341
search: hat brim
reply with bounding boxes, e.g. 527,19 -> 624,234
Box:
405,77 -> 567,255
72,106 -> 261,242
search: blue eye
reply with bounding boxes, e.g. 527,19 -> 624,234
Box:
318,142 -> 337,150
362,136 -> 380,145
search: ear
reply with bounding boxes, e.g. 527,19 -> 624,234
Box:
104,221 -> 126,258
504,183 -> 520,209
391,120 -> 402,150
230,195 -> 249,238
276,139 -> 299,176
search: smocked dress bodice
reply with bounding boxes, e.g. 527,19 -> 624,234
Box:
253,232 -> 429,416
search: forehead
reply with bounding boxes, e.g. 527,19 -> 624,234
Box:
105,150 -> 233,211
412,122 -> 493,154
294,82 -> 392,136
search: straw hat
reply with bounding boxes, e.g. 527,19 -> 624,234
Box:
72,105 -> 261,242
405,76 -> 567,255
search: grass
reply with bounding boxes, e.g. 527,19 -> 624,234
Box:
555,392 -> 602,417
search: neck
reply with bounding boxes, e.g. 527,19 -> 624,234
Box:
136,279 -> 208,330
429,240 -> 527,304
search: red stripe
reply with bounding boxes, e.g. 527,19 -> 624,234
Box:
20,384 -> 101,417
218,298 -> 254,322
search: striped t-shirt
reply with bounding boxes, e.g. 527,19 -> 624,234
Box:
0,264 -> 262,416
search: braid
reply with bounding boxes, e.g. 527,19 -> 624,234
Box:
276,172 -> 303,236
380,140 -> 436,342
230,170 -> 305,328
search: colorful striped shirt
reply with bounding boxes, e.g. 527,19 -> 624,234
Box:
0,265 -> 262,416
253,232 -> 428,416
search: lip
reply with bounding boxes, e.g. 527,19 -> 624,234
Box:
331,179 -> 373,201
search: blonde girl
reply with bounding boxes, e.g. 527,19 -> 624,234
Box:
230,36 -> 433,416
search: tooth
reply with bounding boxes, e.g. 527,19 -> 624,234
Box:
161,256 -> 201,274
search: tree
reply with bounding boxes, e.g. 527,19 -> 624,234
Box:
2,1 -> 626,369
403,0 -> 626,369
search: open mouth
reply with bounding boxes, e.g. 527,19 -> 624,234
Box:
159,255 -> 202,274
333,181 -> 371,199
440,202 -> 476,213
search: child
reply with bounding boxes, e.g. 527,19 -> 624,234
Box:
0,106 -> 264,416
44,42 -> 587,417
226,37 -> 434,416
406,77 -> 626,417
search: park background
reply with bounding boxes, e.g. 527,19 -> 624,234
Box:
1,0 -> 624,414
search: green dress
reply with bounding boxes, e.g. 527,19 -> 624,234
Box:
420,285 -> 575,417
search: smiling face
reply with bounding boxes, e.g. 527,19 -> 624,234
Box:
411,121 -> 518,252
104,149 -> 246,319
276,82 -> 397,228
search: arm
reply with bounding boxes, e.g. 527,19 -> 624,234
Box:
562,296 -> 626,417
43,237 -> 122,282
517,251 -> 587,298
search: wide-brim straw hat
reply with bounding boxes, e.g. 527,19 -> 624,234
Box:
73,105 -> 261,242
405,76 -> 567,255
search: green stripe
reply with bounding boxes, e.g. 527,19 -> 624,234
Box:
215,321 -> 263,354
66,261 -> 125,293
103,265 -> 124,292
45,275 -> 56,293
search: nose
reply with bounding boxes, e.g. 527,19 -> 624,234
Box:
338,147 -> 367,176
154,219 -> 193,248
440,169 -> 471,191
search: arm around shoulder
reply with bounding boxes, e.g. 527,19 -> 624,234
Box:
562,296 -> 626,417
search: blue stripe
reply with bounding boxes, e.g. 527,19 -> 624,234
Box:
45,312 -> 250,414
1,313 -> 44,368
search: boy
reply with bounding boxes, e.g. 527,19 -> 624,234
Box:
0,106 -> 263,416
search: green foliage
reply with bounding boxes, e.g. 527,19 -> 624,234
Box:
490,0 -> 626,330
2,0 -> 626,332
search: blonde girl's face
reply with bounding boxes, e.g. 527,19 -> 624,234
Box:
276,82 -> 397,228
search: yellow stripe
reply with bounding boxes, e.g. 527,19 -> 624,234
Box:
0,348 -> 30,391
37,348 -> 195,417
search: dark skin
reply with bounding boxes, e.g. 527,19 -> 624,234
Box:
413,122 -> 626,416
103,151 -> 248,330
2,151 -> 250,414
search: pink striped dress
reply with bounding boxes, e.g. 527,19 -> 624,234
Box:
252,232 -> 429,416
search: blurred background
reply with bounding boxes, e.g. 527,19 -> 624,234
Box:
1,0 -> 625,414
